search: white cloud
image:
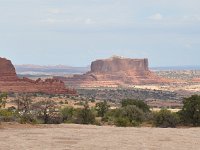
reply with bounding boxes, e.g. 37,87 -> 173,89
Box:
149,13 -> 163,21
185,43 -> 192,49
84,18 -> 95,25
48,8 -> 64,14
41,18 -> 62,24
182,15 -> 200,22
41,17 -> 96,26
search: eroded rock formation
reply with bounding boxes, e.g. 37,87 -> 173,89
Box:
191,78 -> 200,83
54,56 -> 170,88
0,57 -> 76,94
0,58 -> 18,81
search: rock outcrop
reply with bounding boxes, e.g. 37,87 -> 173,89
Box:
0,57 -> 76,94
191,78 -> 200,83
90,57 -> 149,73
54,56 -> 170,88
0,58 -> 18,81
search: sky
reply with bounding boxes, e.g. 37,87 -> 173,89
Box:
0,0 -> 200,67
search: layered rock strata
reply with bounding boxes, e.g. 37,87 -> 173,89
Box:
0,57 -> 76,94
191,78 -> 200,83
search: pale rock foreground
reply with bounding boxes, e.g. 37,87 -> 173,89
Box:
0,124 -> 199,150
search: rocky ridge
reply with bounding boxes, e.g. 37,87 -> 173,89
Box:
0,57 -> 76,94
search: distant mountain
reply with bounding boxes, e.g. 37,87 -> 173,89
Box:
15,64 -> 200,76
151,66 -> 200,71
15,64 -> 90,75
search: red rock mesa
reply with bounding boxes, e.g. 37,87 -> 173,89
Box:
0,57 -> 76,94
54,56 -> 170,88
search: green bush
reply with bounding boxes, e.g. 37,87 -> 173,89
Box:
121,105 -> 145,126
121,99 -> 150,112
0,109 -> 15,122
75,101 -> 84,106
95,101 -> 110,117
153,109 -> 180,128
102,109 -> 118,124
46,112 -> 63,124
59,101 -> 64,104
75,102 -> 95,124
179,95 -> 200,126
105,106 -> 145,127
61,107 -> 74,123
90,99 -> 95,103
115,117 -> 131,127
0,93 -> 7,109
0,109 -> 13,117
32,99 -> 58,124
20,113 -> 38,124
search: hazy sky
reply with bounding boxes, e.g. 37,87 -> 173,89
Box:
0,0 -> 200,67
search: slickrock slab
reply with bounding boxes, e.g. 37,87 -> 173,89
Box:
0,124 -> 199,150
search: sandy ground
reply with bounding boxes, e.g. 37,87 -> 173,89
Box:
0,123 -> 200,150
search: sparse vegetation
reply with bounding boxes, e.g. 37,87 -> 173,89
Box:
95,100 -> 110,117
179,95 -> 200,126
75,102 -> 95,124
153,109 -> 180,128
121,99 -> 150,112
61,107 -> 74,123
0,109 -> 17,122
32,99 -> 60,124
1,93 -> 200,128
111,105 -> 145,127
0,93 -> 8,109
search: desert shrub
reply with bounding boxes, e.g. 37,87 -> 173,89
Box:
46,112 -> 63,124
75,101 -> 84,106
0,93 -> 8,109
61,107 -> 74,123
15,93 -> 33,113
153,109 -> 180,128
32,99 -> 57,124
179,95 -> 200,126
95,100 -> 110,117
75,102 -> 95,124
102,109 -> 118,124
90,98 -> 95,103
0,109 -> 16,122
19,113 -> 37,124
94,118 -> 102,126
59,101 -> 64,105
104,105 -> 144,127
115,117 -> 131,127
121,99 -> 150,112
7,106 -> 17,112
121,105 -> 145,126
0,109 -> 13,117
143,112 -> 154,125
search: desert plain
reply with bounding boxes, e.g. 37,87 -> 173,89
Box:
0,123 -> 200,150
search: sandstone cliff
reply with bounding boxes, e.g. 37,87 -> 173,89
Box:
91,57 -> 149,73
0,58 -> 18,81
54,56 -> 170,88
0,57 -> 76,94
